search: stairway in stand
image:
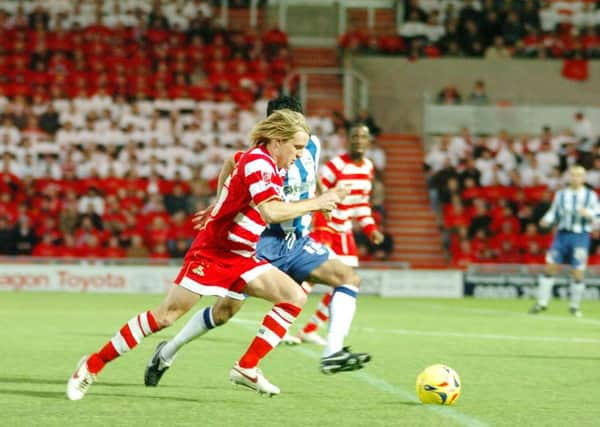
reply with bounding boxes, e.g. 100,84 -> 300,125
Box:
377,135 -> 448,268
289,47 -> 343,116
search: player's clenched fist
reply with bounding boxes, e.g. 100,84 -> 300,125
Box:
315,186 -> 348,212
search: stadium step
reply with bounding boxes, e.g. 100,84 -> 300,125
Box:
288,47 -> 341,116
290,47 -> 339,68
214,7 -> 267,32
346,7 -> 397,36
377,134 -> 447,268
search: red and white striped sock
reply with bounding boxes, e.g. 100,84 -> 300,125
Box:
87,311 -> 161,374
302,290 -> 333,334
238,302 -> 301,369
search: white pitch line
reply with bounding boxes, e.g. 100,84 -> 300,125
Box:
403,302 -> 600,326
232,318 -> 490,427
360,327 -> 600,344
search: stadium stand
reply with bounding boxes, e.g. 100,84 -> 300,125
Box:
338,0 -> 600,59
0,1 -> 389,261
425,107 -> 600,267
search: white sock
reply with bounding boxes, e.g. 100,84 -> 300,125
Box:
537,275 -> 554,307
569,281 -> 585,309
160,306 -> 216,362
323,285 -> 358,357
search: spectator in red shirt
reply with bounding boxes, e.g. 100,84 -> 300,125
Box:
146,216 -> 170,248
588,246 -> 600,266
80,234 -> 105,258
32,234 -> 59,257
126,234 -> 150,258
103,235 -> 126,259
453,240 -> 476,269
56,233 -> 80,258
491,221 -> 520,253
522,241 -> 546,265
495,240 -> 522,263
150,242 -> 170,260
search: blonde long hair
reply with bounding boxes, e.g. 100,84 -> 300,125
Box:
250,109 -> 310,146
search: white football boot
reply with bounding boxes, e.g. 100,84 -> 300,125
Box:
280,332 -> 301,346
297,330 -> 327,346
67,356 -> 96,400
229,363 -> 280,396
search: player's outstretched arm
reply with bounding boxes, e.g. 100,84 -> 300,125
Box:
257,187 -> 348,224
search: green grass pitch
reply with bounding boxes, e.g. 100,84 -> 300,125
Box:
1,292 -> 600,427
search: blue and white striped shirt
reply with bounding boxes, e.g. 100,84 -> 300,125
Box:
267,135 -> 320,237
542,186 -> 600,233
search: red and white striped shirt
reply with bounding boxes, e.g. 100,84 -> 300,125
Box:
187,146 -> 283,258
319,153 -> 378,236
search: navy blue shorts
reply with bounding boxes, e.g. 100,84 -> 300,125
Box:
547,230 -> 591,270
256,230 -> 333,283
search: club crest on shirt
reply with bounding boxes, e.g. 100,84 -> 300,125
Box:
261,171 -> 273,185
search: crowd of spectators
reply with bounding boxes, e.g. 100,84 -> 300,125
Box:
0,1 -> 392,261
339,0 -> 600,60
0,0 -> 291,105
425,111 -> 600,267
0,89 -> 388,260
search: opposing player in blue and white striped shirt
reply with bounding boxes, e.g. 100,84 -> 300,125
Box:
530,165 -> 599,317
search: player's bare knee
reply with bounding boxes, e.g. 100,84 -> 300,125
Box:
334,265 -> 360,288
346,269 -> 361,288
152,305 -> 186,328
545,264 -> 558,276
573,270 -> 585,282
211,305 -> 234,325
286,286 -> 307,307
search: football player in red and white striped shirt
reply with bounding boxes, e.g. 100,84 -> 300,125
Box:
67,110 -> 347,399
299,124 -> 384,342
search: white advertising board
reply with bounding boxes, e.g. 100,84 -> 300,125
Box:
0,264 -> 177,294
380,270 -> 463,298
0,264 -> 465,298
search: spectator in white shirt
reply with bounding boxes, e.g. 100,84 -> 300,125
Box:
423,12 -> 445,43
19,153 -> 37,178
519,154 -> 547,186
572,111 -> 593,142
495,138 -> 522,172
118,140 -> 141,165
35,153 -> 62,180
449,127 -> 475,163
78,188 -> 105,216
475,149 -> 499,186
60,102 -> 85,128
400,11 -> 427,40
484,129 -> 510,154
182,0 -> 213,19
425,136 -> 453,173
527,126 -> 559,153
0,118 -> 21,146
535,141 -> 560,176
166,156 -> 193,181
1,152 -> 20,176
366,138 -> 387,173
102,121 -> 126,147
